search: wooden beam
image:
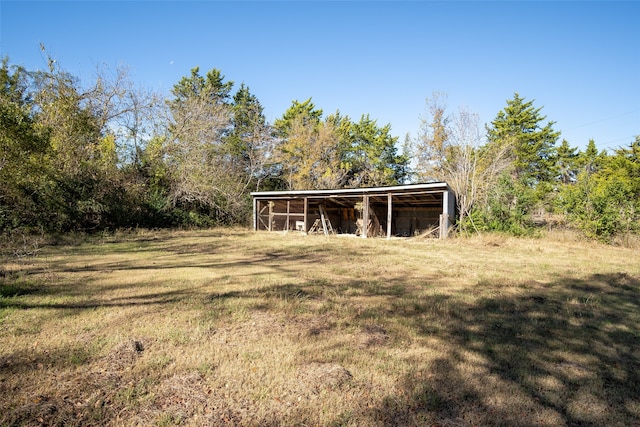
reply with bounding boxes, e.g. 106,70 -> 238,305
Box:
256,200 -> 270,230
253,198 -> 257,231
286,200 -> 290,231
319,205 -> 328,235
362,195 -> 369,238
441,190 -> 449,239
387,193 -> 392,239
303,197 -> 308,234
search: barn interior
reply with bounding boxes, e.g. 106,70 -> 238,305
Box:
252,184 -> 454,238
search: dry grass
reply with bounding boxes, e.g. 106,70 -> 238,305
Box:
1,228 -> 639,426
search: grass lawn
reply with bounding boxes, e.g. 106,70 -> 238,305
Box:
1,229 -> 639,426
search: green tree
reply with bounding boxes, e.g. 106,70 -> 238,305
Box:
344,114 -> 408,187
555,139 -> 580,184
275,101 -> 348,190
273,98 -> 323,138
476,93 -> 561,234
165,67 -> 247,224
0,58 -> 50,229
30,54 -> 116,230
170,67 -> 233,107
2,52 -> 168,231
228,83 -> 275,192
486,93 -> 560,186
475,172 -> 537,235
560,137 -> 639,241
577,139 -> 607,175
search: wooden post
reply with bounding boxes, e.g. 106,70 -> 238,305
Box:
362,195 -> 369,238
387,193 -> 392,239
253,198 -> 258,231
268,201 -> 273,232
441,190 -> 450,239
303,197 -> 308,234
286,200 -> 290,231
319,205 -> 328,235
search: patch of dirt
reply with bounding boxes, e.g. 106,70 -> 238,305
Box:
304,315 -> 335,337
296,362 -> 353,394
210,312 -> 288,346
358,324 -> 389,348
152,373 -> 254,425
154,372 -> 209,414
103,339 -> 146,372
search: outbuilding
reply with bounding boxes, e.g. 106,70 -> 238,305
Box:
251,182 -> 455,239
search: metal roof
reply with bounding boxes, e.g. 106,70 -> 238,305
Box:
250,182 -> 452,198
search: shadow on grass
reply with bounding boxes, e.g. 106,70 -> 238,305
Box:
0,281 -> 42,298
362,272 -> 640,426
3,232 -> 639,425
200,267 -> 640,425
0,343 -> 97,376
0,283 -> 199,311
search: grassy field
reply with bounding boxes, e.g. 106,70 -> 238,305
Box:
1,229 -> 639,426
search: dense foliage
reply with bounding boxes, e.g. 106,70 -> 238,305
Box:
412,93 -> 639,242
1,56 -> 638,242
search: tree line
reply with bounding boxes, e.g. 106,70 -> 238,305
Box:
1,56 -> 638,242
416,92 -> 639,242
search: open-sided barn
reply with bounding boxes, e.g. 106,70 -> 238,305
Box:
251,182 -> 456,239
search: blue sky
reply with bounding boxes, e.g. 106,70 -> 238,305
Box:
2,1 -> 638,152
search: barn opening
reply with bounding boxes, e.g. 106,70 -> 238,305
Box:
251,183 -> 455,239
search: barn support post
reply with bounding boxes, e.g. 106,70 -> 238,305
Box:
440,189 -> 451,239
253,198 -> 257,231
387,193 -> 393,239
362,195 -> 370,238
268,201 -> 273,232
303,197 -> 308,234
286,200 -> 290,231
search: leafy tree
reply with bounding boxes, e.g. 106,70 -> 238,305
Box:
577,139 -> 607,175
474,172 -> 537,235
555,139 -> 580,184
275,100 -> 349,190
344,114 -> 408,187
276,110 -> 349,190
165,67 -> 246,224
228,83 -> 276,192
560,137 -> 639,241
29,54 -> 114,230
1,52 -> 169,231
169,67 -> 233,107
486,93 -> 560,186
275,99 -> 408,189
474,93 -> 561,233
164,67 -> 274,224
0,58 -> 50,229
273,98 -> 323,138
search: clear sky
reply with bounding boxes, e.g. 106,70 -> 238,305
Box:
1,1 -> 638,152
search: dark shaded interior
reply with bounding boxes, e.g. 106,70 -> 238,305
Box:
255,191 -> 445,237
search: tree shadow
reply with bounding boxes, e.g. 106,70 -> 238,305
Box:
3,232 -> 639,425
360,272 -> 640,426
